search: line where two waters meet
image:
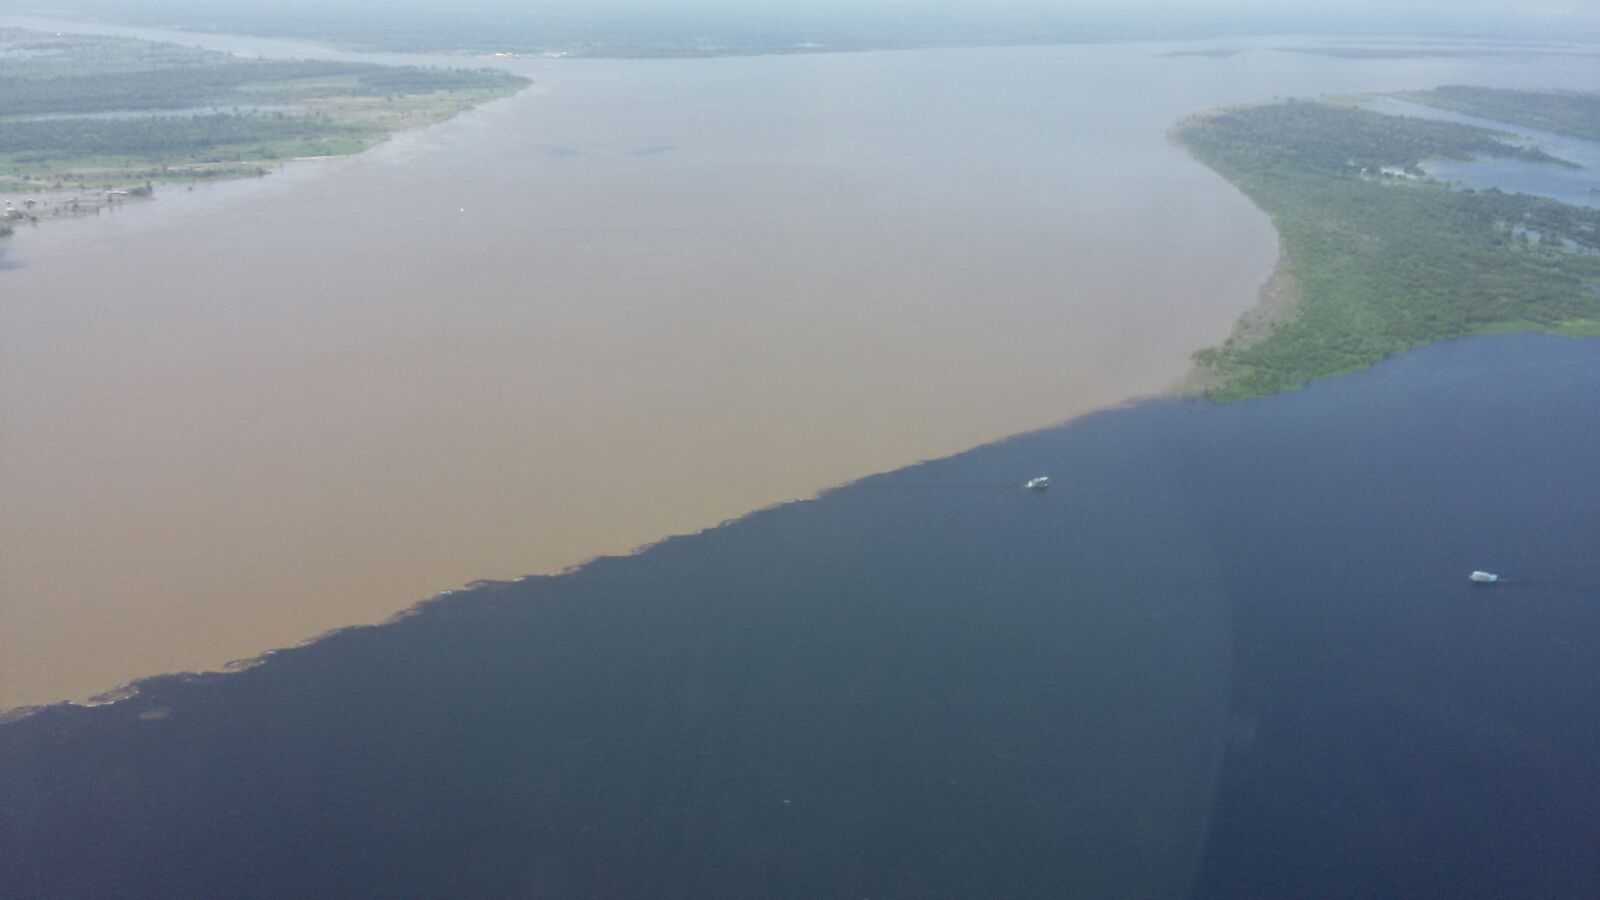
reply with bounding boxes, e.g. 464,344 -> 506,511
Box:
4,23 -> 1600,710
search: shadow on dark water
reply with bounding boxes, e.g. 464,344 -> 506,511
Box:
2,333 -> 1599,897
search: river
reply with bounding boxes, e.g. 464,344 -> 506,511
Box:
5,332 -> 1599,896
3,23 -> 1598,708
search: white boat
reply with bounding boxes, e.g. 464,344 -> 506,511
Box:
1025,476 -> 1050,491
1469,570 -> 1500,584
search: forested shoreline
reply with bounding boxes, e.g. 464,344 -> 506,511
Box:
0,28 -> 527,195
1175,93 -> 1600,399
1404,85 -> 1600,142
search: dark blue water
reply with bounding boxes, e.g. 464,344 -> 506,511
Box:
2,333 -> 1598,897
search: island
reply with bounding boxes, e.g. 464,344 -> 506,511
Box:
1173,88 -> 1600,399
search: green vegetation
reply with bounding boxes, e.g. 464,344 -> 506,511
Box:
0,28 -> 527,191
1472,318 -> 1600,337
1174,99 -> 1600,399
0,114 -> 367,160
1404,86 -> 1600,142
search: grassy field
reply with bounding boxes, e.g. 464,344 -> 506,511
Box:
0,28 -> 527,191
1173,97 -> 1600,400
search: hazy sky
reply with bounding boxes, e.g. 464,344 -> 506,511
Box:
755,0 -> 1600,37
4,0 -> 1597,41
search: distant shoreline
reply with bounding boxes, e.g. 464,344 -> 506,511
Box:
0,24 -> 528,230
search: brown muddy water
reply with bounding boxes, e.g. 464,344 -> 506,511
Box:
3,29 -> 1595,708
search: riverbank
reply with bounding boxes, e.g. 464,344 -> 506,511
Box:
1177,252 -> 1301,396
1175,91 -> 1600,399
0,27 -> 527,217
